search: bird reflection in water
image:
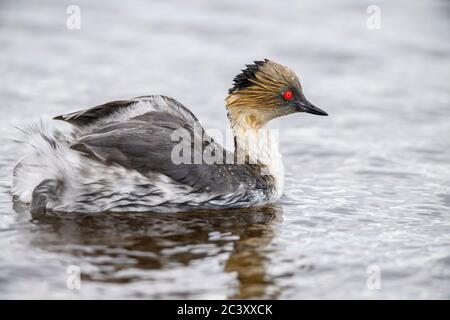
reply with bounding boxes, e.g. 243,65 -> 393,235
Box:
24,205 -> 282,299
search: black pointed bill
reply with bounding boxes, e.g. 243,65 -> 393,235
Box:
296,100 -> 328,116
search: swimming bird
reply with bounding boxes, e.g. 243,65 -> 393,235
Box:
12,59 -> 327,215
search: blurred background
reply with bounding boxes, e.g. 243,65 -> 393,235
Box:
0,0 -> 449,299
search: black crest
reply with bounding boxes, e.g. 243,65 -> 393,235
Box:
228,59 -> 268,94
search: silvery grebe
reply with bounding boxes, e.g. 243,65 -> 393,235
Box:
12,59 -> 327,215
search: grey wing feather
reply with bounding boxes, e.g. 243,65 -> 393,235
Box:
60,95 -> 271,196
53,95 -> 199,128
53,100 -> 135,126
70,111 -> 250,194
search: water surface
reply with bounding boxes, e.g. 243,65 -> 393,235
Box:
0,0 -> 449,299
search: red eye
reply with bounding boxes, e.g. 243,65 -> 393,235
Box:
282,90 -> 294,101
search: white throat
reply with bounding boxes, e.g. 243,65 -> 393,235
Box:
231,119 -> 284,197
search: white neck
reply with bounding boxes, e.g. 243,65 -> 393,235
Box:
231,119 -> 284,197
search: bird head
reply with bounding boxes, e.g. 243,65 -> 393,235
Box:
226,59 -> 327,129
